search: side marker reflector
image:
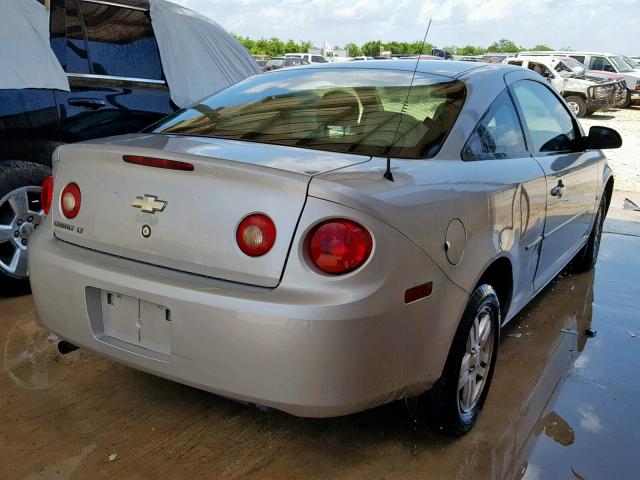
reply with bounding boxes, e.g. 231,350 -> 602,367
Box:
404,282 -> 433,304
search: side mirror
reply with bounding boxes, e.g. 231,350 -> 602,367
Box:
586,126 -> 622,150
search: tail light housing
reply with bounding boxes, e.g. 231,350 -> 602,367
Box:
236,214 -> 276,256
60,183 -> 81,219
40,176 -> 54,215
308,219 -> 372,274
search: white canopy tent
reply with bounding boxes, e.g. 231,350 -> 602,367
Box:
1,0 -> 259,106
0,0 -> 69,91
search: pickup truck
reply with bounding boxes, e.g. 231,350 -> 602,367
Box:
504,56 -> 627,117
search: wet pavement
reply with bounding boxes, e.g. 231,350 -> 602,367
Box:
1,195 -> 639,480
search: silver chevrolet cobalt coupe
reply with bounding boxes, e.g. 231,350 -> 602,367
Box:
30,61 -> 620,435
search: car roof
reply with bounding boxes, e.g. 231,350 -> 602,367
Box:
296,60 -> 509,78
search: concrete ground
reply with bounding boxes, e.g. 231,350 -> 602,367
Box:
580,106 -> 640,193
1,195 -> 639,479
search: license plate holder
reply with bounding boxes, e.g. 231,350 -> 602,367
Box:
101,290 -> 171,355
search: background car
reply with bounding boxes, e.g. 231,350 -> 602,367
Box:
284,53 -> 328,64
0,0 -> 172,292
262,56 -> 311,71
504,56 -> 627,116
519,51 -> 640,106
30,61 -> 619,436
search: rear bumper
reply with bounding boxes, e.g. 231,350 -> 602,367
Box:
29,215 -> 466,417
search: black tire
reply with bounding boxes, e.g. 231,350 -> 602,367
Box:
570,196 -> 606,273
415,284 -> 501,436
565,96 -> 587,118
0,161 -> 51,295
621,90 -> 632,108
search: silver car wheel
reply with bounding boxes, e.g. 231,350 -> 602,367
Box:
0,186 -> 44,278
458,306 -> 494,413
567,101 -> 580,116
592,202 -> 604,262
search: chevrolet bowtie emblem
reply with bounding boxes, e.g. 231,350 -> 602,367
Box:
131,194 -> 167,214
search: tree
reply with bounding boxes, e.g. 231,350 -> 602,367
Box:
345,42 -> 362,57
284,39 -> 300,54
457,45 -> 485,56
487,38 -> 520,53
267,37 -> 285,56
361,40 -> 383,57
530,44 -> 553,51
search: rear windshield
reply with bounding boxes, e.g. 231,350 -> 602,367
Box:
148,68 -> 466,158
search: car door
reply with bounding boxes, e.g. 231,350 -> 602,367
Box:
53,0 -> 173,143
461,88 -> 547,317
510,79 -> 598,291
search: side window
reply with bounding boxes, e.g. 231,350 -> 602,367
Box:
65,0 -> 90,73
512,80 -> 579,153
508,60 -> 523,67
77,1 -> 163,79
462,90 -> 528,161
589,56 -> 615,73
570,55 -> 586,65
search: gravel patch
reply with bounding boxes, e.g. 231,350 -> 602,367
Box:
579,106 -> 640,193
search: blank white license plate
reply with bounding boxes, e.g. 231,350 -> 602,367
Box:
101,290 -> 171,355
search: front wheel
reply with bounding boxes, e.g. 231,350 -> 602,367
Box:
570,196 -> 606,273
0,161 -> 51,294
565,96 -> 587,118
418,284 -> 500,436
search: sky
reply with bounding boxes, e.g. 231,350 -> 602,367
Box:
173,0 -> 639,55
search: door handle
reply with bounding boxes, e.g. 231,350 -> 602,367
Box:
68,98 -> 106,110
550,180 -> 566,198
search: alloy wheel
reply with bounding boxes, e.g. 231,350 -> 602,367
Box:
0,186 -> 44,278
458,306 -> 494,413
567,101 -> 580,116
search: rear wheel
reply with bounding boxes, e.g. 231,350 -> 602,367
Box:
565,96 -> 587,118
414,284 -> 500,436
0,161 -> 51,294
570,196 -> 606,273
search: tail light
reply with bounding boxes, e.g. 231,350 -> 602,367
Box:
308,219 -> 372,274
236,214 -> 276,256
60,183 -> 81,219
123,155 -> 194,172
40,176 -> 54,215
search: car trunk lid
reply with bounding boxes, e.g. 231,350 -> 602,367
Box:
52,135 -> 370,287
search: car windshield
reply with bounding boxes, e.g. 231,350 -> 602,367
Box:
621,55 -> 640,69
148,68 -> 466,158
266,59 -> 285,67
555,58 -> 586,76
610,56 -> 633,73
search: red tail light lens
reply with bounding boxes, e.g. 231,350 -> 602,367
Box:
60,183 -> 81,219
236,214 -> 276,257
308,219 -> 372,274
41,176 -> 54,215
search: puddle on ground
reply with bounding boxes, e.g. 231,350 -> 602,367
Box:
3,312 -> 78,390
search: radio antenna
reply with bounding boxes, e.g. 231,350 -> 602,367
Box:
383,18 -> 432,182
